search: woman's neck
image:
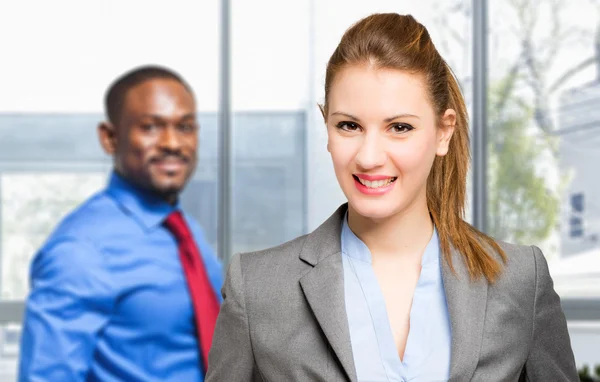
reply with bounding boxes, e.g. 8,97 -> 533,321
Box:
347,199 -> 434,261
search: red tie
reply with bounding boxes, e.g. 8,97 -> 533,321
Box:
164,211 -> 219,372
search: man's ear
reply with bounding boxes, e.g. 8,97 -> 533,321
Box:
98,121 -> 118,154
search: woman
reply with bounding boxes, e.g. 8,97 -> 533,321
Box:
207,13 -> 578,382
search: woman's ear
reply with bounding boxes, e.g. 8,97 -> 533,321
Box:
319,103 -> 331,152
436,109 -> 456,156
318,103 -> 327,122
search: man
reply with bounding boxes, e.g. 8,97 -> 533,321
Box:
18,66 -> 223,381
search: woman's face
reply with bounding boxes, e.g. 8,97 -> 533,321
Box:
325,64 -> 455,221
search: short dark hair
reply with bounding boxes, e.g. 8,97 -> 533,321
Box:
104,65 -> 194,124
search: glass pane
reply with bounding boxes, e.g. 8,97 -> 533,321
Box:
1,172 -> 106,300
0,324 -> 20,381
488,0 -> 600,369
230,0 -> 311,255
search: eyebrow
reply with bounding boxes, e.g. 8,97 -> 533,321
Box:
330,111 -> 420,123
139,113 -> 197,121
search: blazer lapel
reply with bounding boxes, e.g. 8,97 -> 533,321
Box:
299,204 -> 357,382
442,248 -> 489,382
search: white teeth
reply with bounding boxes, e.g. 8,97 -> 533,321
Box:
358,177 -> 395,188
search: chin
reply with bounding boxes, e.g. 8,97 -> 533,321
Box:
151,178 -> 185,197
348,197 -> 399,221
157,184 -> 184,195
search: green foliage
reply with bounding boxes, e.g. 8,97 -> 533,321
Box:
578,363 -> 600,381
486,75 -> 559,244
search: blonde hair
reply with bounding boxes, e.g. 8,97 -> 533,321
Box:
323,13 -> 506,282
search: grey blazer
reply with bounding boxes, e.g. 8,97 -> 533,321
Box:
206,204 -> 578,381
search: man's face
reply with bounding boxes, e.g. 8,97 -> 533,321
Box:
99,78 -> 198,202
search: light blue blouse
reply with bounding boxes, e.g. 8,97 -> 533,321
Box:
341,216 -> 452,382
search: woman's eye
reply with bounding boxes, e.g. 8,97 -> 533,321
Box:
336,121 -> 360,131
391,123 -> 415,133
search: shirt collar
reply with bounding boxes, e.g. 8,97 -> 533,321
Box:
106,171 -> 180,231
341,212 -> 372,263
341,212 -> 440,266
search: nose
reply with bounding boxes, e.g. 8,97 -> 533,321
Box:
354,132 -> 387,170
158,125 -> 181,151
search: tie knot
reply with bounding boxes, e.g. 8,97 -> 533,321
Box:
163,211 -> 192,242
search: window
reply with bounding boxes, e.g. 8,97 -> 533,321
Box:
1,172 -> 106,300
488,0 -> 600,369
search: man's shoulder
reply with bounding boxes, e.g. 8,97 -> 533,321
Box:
180,211 -> 216,250
181,211 -> 208,236
43,189 -> 121,246
32,190 -> 117,280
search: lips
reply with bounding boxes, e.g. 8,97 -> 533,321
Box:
151,157 -> 188,173
353,174 -> 397,188
355,177 -> 396,189
353,174 -> 397,195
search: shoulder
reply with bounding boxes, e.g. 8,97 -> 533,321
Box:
222,234 -> 311,315
182,212 -> 211,245
495,240 -> 542,274
33,191 -> 118,280
181,211 -> 223,284
225,234 -> 310,290
237,234 -> 309,272
31,235 -> 109,291
44,189 -> 122,244
491,239 -> 551,296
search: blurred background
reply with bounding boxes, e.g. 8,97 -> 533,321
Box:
1,0 -> 599,380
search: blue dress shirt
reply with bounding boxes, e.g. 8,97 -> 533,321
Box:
19,172 -> 223,382
341,215 -> 452,382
